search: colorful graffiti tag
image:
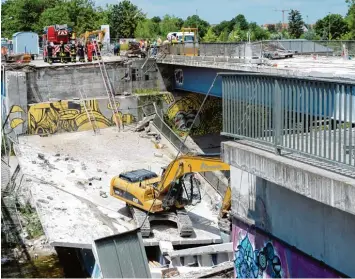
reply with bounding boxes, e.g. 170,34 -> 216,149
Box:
232,218 -> 343,278
26,99 -> 135,135
164,92 -> 222,136
235,232 -> 282,278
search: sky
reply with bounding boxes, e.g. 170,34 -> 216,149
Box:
96,0 -> 349,25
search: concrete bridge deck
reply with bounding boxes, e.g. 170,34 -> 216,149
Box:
14,127 -> 222,249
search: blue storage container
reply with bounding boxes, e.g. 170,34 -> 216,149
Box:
12,32 -> 39,55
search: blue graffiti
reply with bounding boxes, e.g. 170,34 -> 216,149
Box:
234,233 -> 282,278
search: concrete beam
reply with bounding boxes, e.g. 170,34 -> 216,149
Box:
157,55 -> 355,80
169,242 -> 232,258
222,141 -> 355,215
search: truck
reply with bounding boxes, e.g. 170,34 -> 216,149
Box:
42,24 -> 73,63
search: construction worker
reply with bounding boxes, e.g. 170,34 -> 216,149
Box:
94,40 -> 101,60
59,41 -> 66,64
70,40 -> 77,63
87,42 -> 93,62
92,41 -> 97,60
46,42 -> 53,64
113,41 -> 120,56
77,42 -> 85,62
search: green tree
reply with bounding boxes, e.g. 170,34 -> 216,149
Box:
288,9 -> 304,38
202,27 -> 217,42
36,4 -> 71,32
248,22 -> 270,40
315,14 -> 349,40
228,29 -> 247,42
159,15 -> 182,37
110,0 -> 145,38
151,16 -> 161,24
346,0 -> 355,38
232,14 -> 249,31
302,29 -> 319,40
134,19 -> 158,39
1,0 -> 61,38
183,15 -> 210,39
267,24 -> 276,33
217,28 -> 229,42
213,20 -> 233,37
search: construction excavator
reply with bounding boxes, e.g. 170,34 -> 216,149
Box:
79,29 -> 105,45
110,154 -> 231,237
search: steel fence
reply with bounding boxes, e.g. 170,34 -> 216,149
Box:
166,40 -> 355,57
221,73 -> 355,169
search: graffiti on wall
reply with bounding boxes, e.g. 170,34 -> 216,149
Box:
235,231 -> 282,278
27,99 -> 135,135
163,92 -> 222,136
232,218 -> 343,278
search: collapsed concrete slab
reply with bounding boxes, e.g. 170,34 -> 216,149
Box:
14,127 -> 222,248
169,242 -> 233,267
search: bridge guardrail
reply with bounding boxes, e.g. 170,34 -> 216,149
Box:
220,73 -> 355,170
165,40 -> 355,57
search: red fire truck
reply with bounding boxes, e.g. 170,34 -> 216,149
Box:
43,24 -> 73,63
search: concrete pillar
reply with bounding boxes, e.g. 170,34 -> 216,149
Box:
5,71 -> 27,135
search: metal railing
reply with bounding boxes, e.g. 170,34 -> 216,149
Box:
164,40 -> 355,58
151,104 -> 229,195
221,73 -> 355,169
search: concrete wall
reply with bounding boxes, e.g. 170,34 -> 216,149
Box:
25,60 -> 166,103
5,71 -> 27,134
7,93 -> 172,135
229,165 -> 355,277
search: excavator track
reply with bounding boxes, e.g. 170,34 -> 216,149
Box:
128,205 -> 151,237
176,209 -> 193,237
127,205 -> 194,237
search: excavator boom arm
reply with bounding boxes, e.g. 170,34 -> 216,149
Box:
158,155 -> 230,193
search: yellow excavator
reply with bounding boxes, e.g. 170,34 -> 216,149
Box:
79,29 -> 105,45
110,154 -> 231,237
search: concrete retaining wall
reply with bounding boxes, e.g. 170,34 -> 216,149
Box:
25,60 -> 165,103
223,142 -> 355,277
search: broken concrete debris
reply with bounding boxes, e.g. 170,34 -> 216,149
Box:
99,191 -> 108,198
135,114 -> 156,132
38,153 -> 45,160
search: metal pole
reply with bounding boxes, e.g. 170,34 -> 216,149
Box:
328,12 -> 331,41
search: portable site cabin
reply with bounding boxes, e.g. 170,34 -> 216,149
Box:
12,32 -> 39,56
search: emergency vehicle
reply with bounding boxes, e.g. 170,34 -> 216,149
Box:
42,24 -> 73,62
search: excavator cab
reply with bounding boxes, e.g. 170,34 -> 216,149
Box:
162,174 -> 201,210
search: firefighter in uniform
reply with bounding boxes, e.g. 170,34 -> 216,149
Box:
70,40 -> 77,63
77,42 -> 85,62
87,42 -> 93,62
47,42 -> 53,64
59,41 -> 67,63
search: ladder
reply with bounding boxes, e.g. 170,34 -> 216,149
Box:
79,89 -> 100,135
92,43 -> 122,131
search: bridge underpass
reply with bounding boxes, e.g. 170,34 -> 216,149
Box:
156,52 -> 355,276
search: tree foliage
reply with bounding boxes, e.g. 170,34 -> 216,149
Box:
183,15 -> 209,39
314,14 -> 349,40
1,0 -> 355,42
110,0 -> 145,38
202,27 -> 217,42
159,15 -> 183,37
288,9 -> 304,38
